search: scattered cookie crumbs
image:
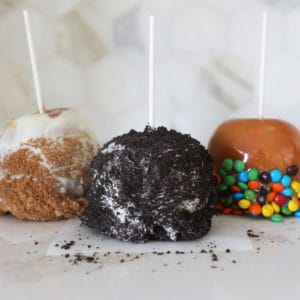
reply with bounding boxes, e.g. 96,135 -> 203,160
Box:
175,251 -> 185,254
211,253 -> 218,262
247,229 -> 260,238
60,240 -> 75,250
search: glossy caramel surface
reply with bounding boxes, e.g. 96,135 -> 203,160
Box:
208,119 -> 300,176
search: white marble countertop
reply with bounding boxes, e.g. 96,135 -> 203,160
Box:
1,215 -> 300,300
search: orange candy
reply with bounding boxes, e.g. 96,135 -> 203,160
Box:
249,203 -> 262,215
247,180 -> 260,190
230,185 -> 241,192
267,191 -> 276,202
271,183 -> 284,193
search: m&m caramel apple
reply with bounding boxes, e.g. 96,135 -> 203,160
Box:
0,108 -> 98,221
208,12 -> 300,222
208,119 -> 300,222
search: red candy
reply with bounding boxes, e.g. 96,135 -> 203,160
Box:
222,207 -> 232,215
215,203 -> 223,211
232,209 -> 244,215
214,173 -> 222,184
274,194 -> 288,206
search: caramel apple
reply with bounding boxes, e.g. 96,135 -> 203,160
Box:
208,118 -> 300,179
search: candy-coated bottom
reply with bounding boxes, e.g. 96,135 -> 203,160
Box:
215,158 -> 300,222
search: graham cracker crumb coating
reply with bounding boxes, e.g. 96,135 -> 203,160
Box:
0,134 -> 96,221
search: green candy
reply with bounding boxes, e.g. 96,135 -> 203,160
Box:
244,190 -> 256,201
224,175 -> 236,185
219,183 -> 228,192
249,169 -> 259,181
222,159 -> 233,172
224,196 -> 233,207
219,169 -> 227,178
238,181 -> 248,191
271,214 -> 283,222
281,206 -> 292,215
234,160 -> 245,172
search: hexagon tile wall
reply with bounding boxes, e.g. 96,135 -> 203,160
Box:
0,0 -> 300,145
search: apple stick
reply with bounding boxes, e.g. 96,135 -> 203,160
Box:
23,10 -> 45,114
258,11 -> 268,119
148,15 -> 155,128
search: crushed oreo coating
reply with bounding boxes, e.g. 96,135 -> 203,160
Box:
81,126 -> 217,242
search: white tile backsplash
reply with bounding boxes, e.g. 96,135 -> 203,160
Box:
0,0 -> 300,146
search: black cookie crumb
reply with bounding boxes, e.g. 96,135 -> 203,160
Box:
247,229 -> 260,238
81,126 -> 217,242
60,241 -> 75,250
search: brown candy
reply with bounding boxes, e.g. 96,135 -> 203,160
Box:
208,118 -> 300,179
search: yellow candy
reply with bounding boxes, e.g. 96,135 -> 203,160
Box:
288,200 -> 299,212
271,202 -> 280,213
262,204 -> 274,218
238,199 -> 251,209
291,181 -> 300,193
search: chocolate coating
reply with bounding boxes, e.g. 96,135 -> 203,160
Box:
208,119 -> 300,178
81,126 -> 217,242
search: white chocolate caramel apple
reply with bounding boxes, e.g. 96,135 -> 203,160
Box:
0,108 -> 98,221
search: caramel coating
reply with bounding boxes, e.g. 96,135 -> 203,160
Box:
208,119 -> 300,178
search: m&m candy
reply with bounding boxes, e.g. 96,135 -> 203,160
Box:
215,158 -> 300,222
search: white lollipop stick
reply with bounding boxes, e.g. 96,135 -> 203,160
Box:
148,15 -> 155,128
258,11 -> 268,119
23,10 -> 45,114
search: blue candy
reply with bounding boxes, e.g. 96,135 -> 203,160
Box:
238,171 -> 249,183
281,188 -> 293,197
270,169 -> 282,182
233,192 -> 244,200
281,174 -> 292,187
294,209 -> 300,218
